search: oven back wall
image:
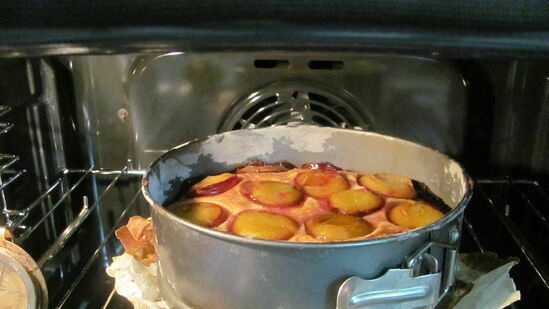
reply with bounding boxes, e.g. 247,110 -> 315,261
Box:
65,52 -> 468,171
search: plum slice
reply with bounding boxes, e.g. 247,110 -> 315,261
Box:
189,173 -> 239,196
328,189 -> 383,215
387,201 -> 444,229
241,180 -> 303,207
295,170 -> 350,199
358,173 -> 416,199
231,210 -> 299,240
305,213 -> 373,241
172,202 -> 228,227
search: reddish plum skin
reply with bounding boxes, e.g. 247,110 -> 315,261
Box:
191,174 -> 240,197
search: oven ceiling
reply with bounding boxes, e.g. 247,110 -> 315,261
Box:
0,1 -> 548,57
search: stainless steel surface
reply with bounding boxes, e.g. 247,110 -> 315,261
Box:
10,172 -> 541,309
1,0 -> 549,60
143,125 -> 473,309
12,168 -> 89,242
465,179 -> 549,290
337,240 -> 460,309
486,61 -> 549,175
217,80 -> 373,130
0,168 -> 25,192
66,52 -> 468,169
0,156 -> 22,206
0,51 -> 547,308
336,269 -> 441,309
0,103 -> 26,220
25,169 -> 145,308
0,120 -> 13,135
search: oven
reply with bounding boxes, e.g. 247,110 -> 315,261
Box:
0,2 -> 548,308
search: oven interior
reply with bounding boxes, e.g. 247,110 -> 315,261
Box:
0,52 -> 548,308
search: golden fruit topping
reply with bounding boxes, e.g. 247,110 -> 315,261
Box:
388,201 -> 444,229
358,173 -> 416,199
329,189 -> 383,214
305,213 -> 373,241
295,170 -> 350,199
241,180 -> 303,207
231,210 -> 299,240
172,202 -> 227,227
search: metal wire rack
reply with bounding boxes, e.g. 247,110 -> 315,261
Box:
461,178 -> 549,308
0,60 -> 147,307
0,104 -> 26,228
71,176 -> 549,309
46,168 -> 145,309
0,163 -> 144,308
3,148 -> 549,308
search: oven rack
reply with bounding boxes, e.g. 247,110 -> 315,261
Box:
0,104 -> 26,230
461,178 -> 549,308
4,165 -> 549,308
3,166 -> 144,308
87,176 -> 546,309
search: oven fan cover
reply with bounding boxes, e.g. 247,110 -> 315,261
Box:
217,81 -> 374,132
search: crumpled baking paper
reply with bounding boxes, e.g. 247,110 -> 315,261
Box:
448,252 -> 521,309
106,253 -> 170,309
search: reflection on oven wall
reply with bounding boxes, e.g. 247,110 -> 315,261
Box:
485,61 -> 549,177
65,53 -> 469,171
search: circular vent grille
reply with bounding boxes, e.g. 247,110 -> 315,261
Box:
217,81 -> 373,132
